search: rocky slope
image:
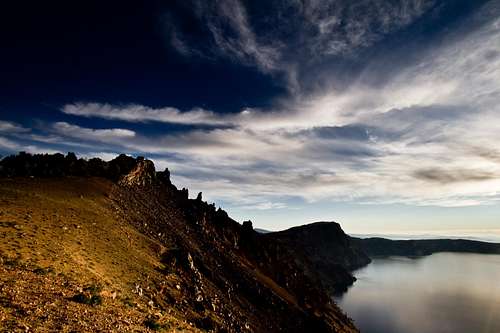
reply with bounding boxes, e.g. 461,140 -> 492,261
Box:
0,153 -> 358,333
265,222 -> 371,294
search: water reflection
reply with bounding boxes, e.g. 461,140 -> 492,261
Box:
335,253 -> 500,333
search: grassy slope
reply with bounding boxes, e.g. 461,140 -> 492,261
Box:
0,177 -> 201,332
0,175 -> 359,333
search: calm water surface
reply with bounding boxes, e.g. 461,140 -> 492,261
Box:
335,253 -> 500,333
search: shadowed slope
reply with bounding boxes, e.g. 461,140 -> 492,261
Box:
0,153 -> 358,332
265,222 -> 371,294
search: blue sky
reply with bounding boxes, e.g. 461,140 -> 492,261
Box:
1,0 -> 500,236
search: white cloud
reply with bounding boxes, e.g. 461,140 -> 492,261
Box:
140,10 -> 500,208
166,0 -> 435,90
304,0 -> 435,56
0,120 -> 30,133
0,136 -> 22,150
165,0 -> 283,74
62,103 -> 232,126
208,0 -> 282,73
78,152 -> 123,161
0,136 -> 61,155
52,122 -> 136,141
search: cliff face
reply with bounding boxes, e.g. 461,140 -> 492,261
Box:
110,158 -> 358,332
0,153 -> 358,333
265,222 -> 371,294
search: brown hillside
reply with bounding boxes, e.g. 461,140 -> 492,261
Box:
0,154 -> 358,333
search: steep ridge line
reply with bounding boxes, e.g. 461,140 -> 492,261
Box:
109,155 -> 358,332
0,152 -> 359,333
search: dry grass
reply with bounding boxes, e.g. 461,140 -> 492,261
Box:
0,177 -> 201,332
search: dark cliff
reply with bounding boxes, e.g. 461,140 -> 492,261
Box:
265,222 -> 371,294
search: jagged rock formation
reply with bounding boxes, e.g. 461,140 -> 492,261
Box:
119,158 -> 156,187
109,155 -> 357,332
0,151 -> 137,180
265,222 -> 371,294
0,152 -> 359,333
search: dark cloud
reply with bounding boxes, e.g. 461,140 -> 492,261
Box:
471,147 -> 500,164
305,142 -> 378,160
483,49 -> 499,61
412,168 -> 498,184
309,125 -> 370,141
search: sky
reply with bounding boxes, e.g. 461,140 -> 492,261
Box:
1,0 -> 500,237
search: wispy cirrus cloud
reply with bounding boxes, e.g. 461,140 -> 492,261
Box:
206,0 -> 283,73
302,0 -> 435,56
61,103 -> 231,126
52,122 -> 136,141
0,136 -> 61,155
165,0 -> 283,74
0,136 -> 22,151
0,120 -> 30,133
165,0 -> 436,92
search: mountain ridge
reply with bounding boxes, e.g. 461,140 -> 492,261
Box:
0,152 -> 358,332
350,237 -> 500,257
4,152 -> 497,331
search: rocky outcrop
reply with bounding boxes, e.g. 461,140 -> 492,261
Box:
105,156 -> 358,332
118,158 -> 156,187
0,152 -> 137,180
265,222 -> 371,294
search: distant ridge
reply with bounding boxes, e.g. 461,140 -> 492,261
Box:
350,237 -> 500,257
351,233 -> 500,243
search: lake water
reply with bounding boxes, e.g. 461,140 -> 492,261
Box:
335,253 -> 500,333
